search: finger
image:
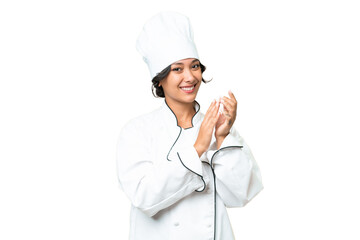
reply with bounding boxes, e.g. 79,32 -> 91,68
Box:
221,104 -> 230,115
221,97 -> 236,111
215,106 -> 221,121
221,99 -> 237,120
221,100 -> 231,113
205,99 -> 216,115
228,90 -> 237,101
205,100 -> 219,122
210,99 -> 217,109
222,96 -> 236,107
207,100 -> 220,122
212,100 -> 220,118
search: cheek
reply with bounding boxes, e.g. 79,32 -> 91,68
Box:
195,71 -> 202,80
196,81 -> 202,89
196,76 -> 203,85
167,76 -> 182,88
161,77 -> 179,93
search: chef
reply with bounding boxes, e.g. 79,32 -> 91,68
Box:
116,11 -> 263,240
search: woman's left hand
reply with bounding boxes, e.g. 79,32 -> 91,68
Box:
215,90 -> 237,139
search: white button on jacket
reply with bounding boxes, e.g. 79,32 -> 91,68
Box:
116,100 -> 263,240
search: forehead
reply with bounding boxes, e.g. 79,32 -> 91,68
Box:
172,58 -> 199,65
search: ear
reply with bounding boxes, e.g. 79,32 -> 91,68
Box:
158,81 -> 162,87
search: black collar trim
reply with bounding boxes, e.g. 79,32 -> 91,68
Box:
164,99 -> 201,129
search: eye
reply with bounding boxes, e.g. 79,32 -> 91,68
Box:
192,64 -> 200,69
172,67 -> 182,72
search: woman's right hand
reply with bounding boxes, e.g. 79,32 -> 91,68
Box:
194,100 -> 220,157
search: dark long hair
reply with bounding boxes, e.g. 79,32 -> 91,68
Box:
151,62 -> 210,98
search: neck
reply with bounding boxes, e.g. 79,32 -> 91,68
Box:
165,99 -> 196,128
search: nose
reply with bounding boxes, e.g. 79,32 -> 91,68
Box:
183,68 -> 196,83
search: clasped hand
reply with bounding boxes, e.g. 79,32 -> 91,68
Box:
194,91 -> 237,156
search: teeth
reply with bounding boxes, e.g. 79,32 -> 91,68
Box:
181,86 -> 194,91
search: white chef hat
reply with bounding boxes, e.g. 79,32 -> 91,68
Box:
136,11 -> 200,79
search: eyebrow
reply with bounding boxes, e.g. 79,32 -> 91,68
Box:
172,59 -> 200,65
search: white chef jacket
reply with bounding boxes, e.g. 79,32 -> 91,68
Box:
116,100 -> 263,240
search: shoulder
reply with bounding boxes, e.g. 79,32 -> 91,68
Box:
120,106 -> 162,134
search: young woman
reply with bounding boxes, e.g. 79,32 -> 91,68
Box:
116,11 -> 263,240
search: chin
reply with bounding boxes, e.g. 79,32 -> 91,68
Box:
182,94 -> 197,103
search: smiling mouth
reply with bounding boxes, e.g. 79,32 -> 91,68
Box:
180,83 -> 198,92
180,85 -> 195,91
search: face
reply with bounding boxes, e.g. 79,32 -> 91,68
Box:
159,58 -> 202,105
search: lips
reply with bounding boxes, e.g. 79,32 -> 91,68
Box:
180,86 -> 195,91
180,84 -> 196,93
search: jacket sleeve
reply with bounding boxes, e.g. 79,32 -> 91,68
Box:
206,127 -> 263,207
116,120 -> 207,217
